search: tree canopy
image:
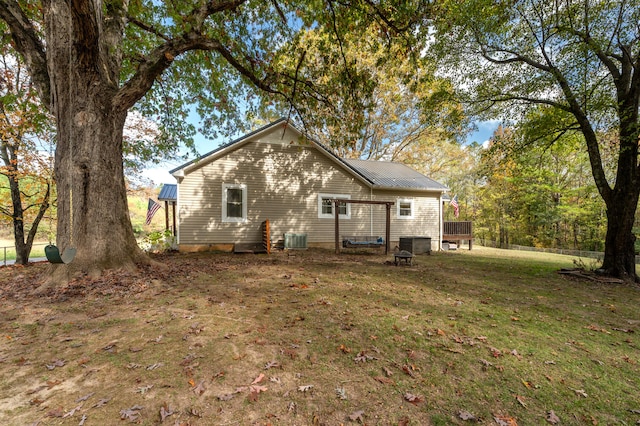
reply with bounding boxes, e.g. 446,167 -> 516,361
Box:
429,0 -> 640,280
0,0 -> 426,282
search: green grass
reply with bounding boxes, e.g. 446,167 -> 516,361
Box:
0,240 -> 48,263
0,247 -> 638,425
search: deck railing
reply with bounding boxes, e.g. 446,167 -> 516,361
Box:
443,221 -> 473,250
443,221 -> 473,237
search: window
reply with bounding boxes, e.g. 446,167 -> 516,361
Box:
397,198 -> 414,219
222,183 -> 247,222
318,193 -> 350,219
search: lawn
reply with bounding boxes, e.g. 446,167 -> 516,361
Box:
0,239 -> 48,265
0,247 -> 638,425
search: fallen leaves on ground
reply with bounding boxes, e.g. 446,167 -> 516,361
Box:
402,364 -> 417,378
218,393 -> 235,401
373,376 -> 394,385
251,373 -> 265,384
159,403 -> 174,422
515,394 -> 527,408
546,410 -> 560,424
298,384 -> 314,393
572,388 -> 588,398
75,392 -> 94,402
45,359 -> 65,370
354,351 -> 377,363
349,410 -> 365,422
120,405 -> 144,422
62,404 -> 82,419
338,344 -> 352,353
403,393 -> 424,404
397,416 -> 410,426
458,410 -> 477,421
248,385 -> 268,402
136,384 -> 153,394
586,324 -> 611,334
494,414 -> 518,426
192,379 -> 206,396
264,360 -> 280,370
335,387 -> 347,400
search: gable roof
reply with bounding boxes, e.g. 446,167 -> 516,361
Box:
170,118 -> 447,193
169,118 -> 288,175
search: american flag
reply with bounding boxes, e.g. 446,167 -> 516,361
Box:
449,194 -> 459,218
145,198 -> 161,225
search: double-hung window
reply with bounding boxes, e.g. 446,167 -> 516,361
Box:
222,183 -> 247,222
397,198 -> 414,219
318,193 -> 350,219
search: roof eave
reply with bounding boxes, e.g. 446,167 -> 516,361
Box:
372,185 -> 448,193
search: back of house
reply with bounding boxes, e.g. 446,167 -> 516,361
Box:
169,119 -> 448,252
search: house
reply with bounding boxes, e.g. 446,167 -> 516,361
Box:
169,118 -> 449,252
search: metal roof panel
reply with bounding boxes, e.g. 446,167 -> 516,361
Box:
158,183 -> 177,201
342,159 -> 447,191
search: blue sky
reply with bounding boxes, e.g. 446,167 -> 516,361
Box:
141,120 -> 500,186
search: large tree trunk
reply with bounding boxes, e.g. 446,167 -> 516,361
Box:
600,186 -> 639,282
600,85 -> 640,281
50,102 -> 148,281
43,0 -> 148,284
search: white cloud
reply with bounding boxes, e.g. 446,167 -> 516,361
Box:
141,167 -> 175,186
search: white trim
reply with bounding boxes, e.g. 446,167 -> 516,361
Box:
222,183 -> 247,223
318,193 -> 351,219
397,198 -> 414,219
176,184 -> 180,244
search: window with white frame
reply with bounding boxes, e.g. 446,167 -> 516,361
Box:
222,183 -> 247,222
397,198 -> 414,219
318,193 -> 351,219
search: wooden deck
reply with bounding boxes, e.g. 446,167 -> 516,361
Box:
443,221 -> 473,250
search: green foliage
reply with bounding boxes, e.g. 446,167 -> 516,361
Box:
263,23 -> 469,155
127,191 -> 164,236
140,229 -> 175,253
0,42 -> 54,262
475,125 -> 607,250
121,0 -> 432,147
428,0 -> 640,276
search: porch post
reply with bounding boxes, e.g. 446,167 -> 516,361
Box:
334,200 -> 340,254
164,201 -> 169,232
171,202 -> 177,236
385,203 -> 391,255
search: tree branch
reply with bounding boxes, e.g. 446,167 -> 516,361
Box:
114,33 -> 287,111
0,0 -> 50,108
127,17 -> 171,42
191,0 -> 246,32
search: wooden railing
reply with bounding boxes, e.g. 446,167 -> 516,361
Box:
443,221 -> 473,250
444,221 -> 473,237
